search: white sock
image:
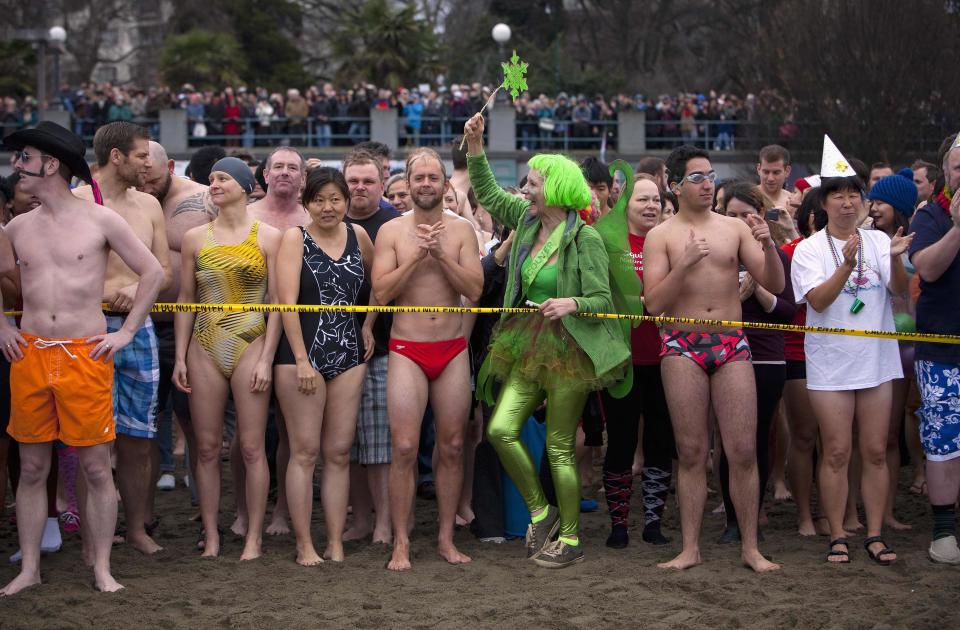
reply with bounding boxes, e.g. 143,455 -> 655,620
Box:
41,516 -> 62,553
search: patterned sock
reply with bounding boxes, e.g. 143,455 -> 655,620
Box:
603,469 -> 633,528
58,447 -> 79,513
641,466 -> 672,529
932,504 -> 957,541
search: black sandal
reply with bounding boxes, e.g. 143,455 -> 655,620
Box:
864,536 -> 895,565
827,538 -> 851,563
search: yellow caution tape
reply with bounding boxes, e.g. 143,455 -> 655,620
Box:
143,302 -> 960,345
5,302 -> 958,344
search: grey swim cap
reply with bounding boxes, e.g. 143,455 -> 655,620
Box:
211,156 -> 256,194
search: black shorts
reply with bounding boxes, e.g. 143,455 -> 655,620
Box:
785,359 -> 806,381
582,392 -> 605,447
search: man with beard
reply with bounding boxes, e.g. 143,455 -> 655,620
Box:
139,141 -> 216,504
74,122 -> 171,555
372,147 -> 483,571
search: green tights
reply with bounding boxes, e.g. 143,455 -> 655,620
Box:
486,370 -> 589,537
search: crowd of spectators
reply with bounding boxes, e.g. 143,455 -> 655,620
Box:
1,81 -> 799,151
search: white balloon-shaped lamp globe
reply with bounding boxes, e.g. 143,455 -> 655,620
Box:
491,23 -> 511,45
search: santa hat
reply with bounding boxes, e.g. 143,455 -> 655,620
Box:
794,174 -> 822,193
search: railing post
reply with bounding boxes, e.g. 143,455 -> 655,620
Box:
618,110 -> 647,154
488,104 -> 515,153
370,108 -> 398,152
39,109 -> 71,129
159,109 -> 188,155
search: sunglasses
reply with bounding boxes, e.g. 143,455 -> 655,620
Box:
680,171 -> 718,185
13,149 -> 52,164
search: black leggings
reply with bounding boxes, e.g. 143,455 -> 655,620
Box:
603,364 -> 676,472
719,363 -> 785,526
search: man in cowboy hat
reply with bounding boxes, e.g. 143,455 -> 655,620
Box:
0,121 -> 164,595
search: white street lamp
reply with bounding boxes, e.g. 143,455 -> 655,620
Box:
491,23 -> 511,49
48,26 -> 67,43
48,26 -> 67,108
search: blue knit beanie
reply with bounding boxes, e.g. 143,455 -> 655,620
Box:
869,168 -> 917,218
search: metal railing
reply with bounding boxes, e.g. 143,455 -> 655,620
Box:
397,115 -> 472,147
186,116 -> 372,147
515,118 -> 618,151
6,111 -> 954,156
64,116 -> 374,148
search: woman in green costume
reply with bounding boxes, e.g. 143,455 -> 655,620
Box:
463,113 -> 633,568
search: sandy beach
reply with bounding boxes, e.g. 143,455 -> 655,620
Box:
0,465 -> 956,629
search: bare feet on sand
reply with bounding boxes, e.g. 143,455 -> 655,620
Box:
884,516 -> 912,531
266,514 -> 290,536
843,518 -> 864,533
127,532 -> 163,555
343,525 -> 371,541
230,515 -> 248,538
94,572 -> 125,593
200,532 -> 220,558
438,542 -> 471,565
323,543 -> 344,563
455,506 -> 475,527
0,570 -> 41,597
797,519 -> 817,537
240,539 -> 263,561
387,540 -> 412,572
657,549 -> 702,570
742,549 -> 781,573
773,482 -> 793,502
296,544 -> 324,567
372,526 -> 392,545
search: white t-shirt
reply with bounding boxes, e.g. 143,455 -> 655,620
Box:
791,229 -> 903,390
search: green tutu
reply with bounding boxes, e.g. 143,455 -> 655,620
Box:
485,314 -> 627,393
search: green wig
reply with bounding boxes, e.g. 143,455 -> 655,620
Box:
593,159 -> 644,398
527,154 -> 592,210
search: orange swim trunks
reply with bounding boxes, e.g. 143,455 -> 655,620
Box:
7,332 -> 115,447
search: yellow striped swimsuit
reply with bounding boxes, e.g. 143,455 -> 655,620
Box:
193,220 -> 267,379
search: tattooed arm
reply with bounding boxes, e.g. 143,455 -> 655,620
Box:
166,191 -> 218,252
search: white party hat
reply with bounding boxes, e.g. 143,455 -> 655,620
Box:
820,135 -> 854,178
952,131 -> 960,150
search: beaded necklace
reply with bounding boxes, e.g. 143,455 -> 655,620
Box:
825,228 -> 865,314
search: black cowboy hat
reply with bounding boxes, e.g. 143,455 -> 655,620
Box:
3,121 -> 94,185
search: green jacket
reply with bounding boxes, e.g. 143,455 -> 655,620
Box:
468,153 -> 630,378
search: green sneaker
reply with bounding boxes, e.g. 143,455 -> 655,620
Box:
525,506 -> 560,559
533,539 -> 584,568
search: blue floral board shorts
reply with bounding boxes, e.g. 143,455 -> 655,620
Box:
915,360 -> 960,462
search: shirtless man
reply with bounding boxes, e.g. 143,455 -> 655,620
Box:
243,146 -> 308,536
643,145 -> 783,573
139,140 -> 217,506
0,121 -> 164,595
74,123 -> 171,555
248,147 -> 308,231
372,147 -> 483,571
756,145 -> 793,212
